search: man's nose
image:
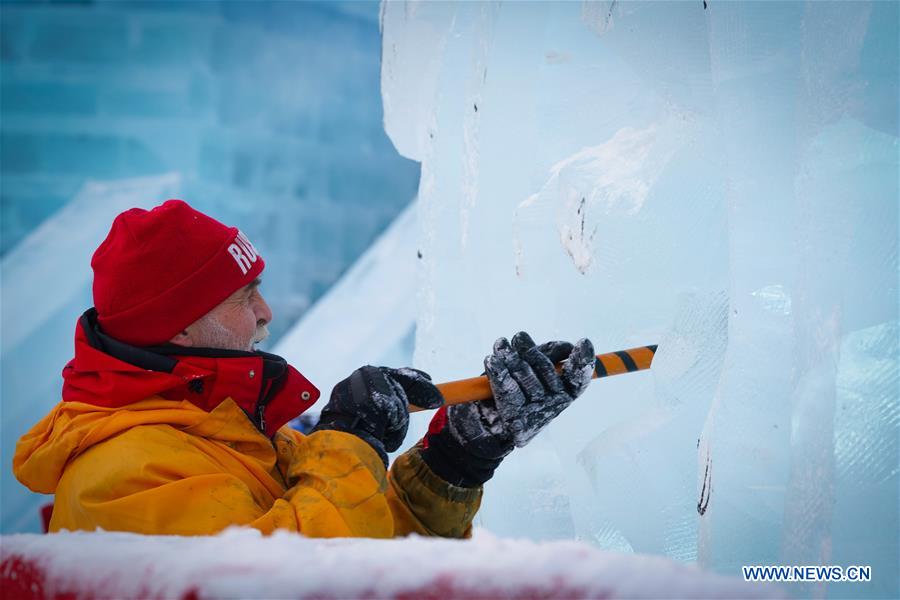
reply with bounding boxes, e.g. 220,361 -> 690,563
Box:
254,293 -> 273,325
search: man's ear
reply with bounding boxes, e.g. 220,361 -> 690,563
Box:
169,330 -> 193,347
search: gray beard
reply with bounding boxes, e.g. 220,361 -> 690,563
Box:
191,314 -> 268,352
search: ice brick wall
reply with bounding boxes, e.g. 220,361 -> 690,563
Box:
381,2 -> 898,598
0,0 -> 418,340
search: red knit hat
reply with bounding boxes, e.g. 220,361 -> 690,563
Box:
92,199 -> 265,346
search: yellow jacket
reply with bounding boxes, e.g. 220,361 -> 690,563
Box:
14,397 -> 481,537
13,310 -> 482,538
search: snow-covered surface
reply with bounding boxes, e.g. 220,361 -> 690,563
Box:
381,2 -> 898,599
0,528 -> 779,599
274,201 -> 417,402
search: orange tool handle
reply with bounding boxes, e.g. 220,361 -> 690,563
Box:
411,344 -> 658,413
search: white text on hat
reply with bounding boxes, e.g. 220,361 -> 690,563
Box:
228,231 -> 259,275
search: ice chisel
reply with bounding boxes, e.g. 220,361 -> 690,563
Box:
410,345 -> 658,413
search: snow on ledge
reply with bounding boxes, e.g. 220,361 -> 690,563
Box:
0,528 -> 780,599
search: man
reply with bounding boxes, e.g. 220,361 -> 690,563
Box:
13,200 -> 595,538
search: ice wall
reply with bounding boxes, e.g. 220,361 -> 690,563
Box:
381,2 -> 898,598
1,0 -> 418,341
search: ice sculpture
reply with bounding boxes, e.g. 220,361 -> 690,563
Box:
381,2 -> 898,598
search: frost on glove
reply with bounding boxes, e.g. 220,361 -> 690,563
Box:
422,332 -> 595,488
313,366 -> 443,467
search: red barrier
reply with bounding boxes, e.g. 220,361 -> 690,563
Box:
0,529 -> 779,600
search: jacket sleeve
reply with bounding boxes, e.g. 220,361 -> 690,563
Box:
385,442 -> 483,538
51,425 -> 395,537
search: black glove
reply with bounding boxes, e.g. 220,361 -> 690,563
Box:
422,332 -> 595,487
313,366 -> 444,467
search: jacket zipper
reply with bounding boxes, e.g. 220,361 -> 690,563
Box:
255,374 -> 275,435
256,402 -> 267,434
256,379 -> 289,488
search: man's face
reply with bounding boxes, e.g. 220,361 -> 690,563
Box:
179,278 -> 273,352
